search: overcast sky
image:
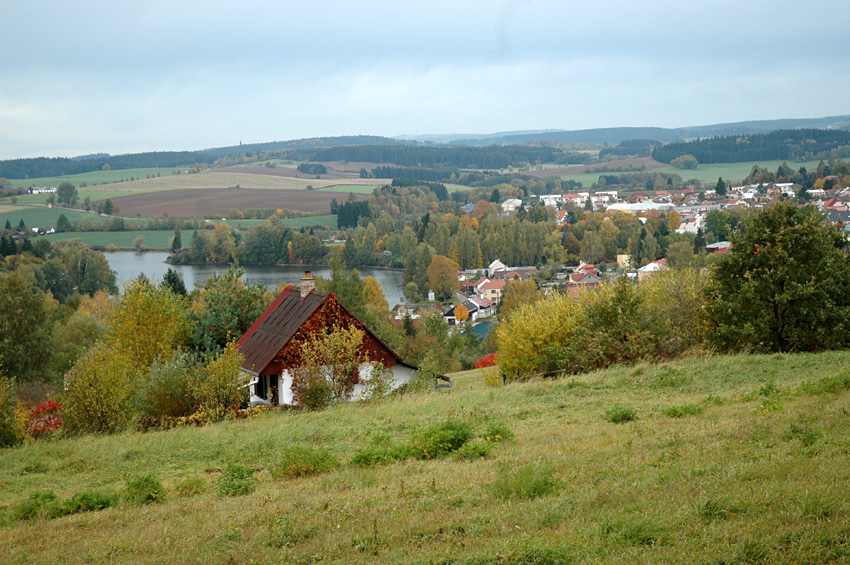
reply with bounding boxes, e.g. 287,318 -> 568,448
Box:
1,0 -> 848,159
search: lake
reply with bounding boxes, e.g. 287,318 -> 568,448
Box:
103,251 -> 406,307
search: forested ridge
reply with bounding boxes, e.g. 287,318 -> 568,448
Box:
652,129 -> 850,164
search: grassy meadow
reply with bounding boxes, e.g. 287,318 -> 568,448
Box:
43,230 -> 177,250
0,206 -> 99,229
2,351 -> 850,563
557,160 -> 824,189
7,168 -> 176,191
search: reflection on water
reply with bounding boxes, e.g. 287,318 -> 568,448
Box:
104,251 -> 406,306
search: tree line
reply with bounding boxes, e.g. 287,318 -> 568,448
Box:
652,129 -> 850,165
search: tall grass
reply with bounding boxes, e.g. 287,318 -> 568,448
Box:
1,351 -> 850,562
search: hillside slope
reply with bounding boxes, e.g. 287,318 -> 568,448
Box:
2,351 -> 849,563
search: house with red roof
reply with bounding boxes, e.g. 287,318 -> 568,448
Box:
237,272 -> 419,405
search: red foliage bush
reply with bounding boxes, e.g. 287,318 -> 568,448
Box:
26,400 -> 63,438
474,352 -> 497,369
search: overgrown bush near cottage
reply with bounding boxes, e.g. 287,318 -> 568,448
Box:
63,343 -> 134,434
192,341 -> 246,420
137,350 -> 200,420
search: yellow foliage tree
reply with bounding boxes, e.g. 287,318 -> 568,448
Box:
496,292 -> 584,380
77,289 -> 116,326
455,303 -> 469,325
108,278 -> 189,376
362,275 -> 389,313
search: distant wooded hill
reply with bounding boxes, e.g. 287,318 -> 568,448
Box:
404,115 -> 850,146
4,116 -> 850,180
652,129 -> 850,164
0,136 -> 403,180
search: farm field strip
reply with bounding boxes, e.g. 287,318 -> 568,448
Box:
44,230 -> 177,249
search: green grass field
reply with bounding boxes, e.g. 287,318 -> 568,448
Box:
657,159 -> 823,184
7,168 -> 175,191
0,206 -> 100,229
2,351 -> 849,563
558,159 -> 824,188
43,230 -> 176,249
216,215 -> 338,229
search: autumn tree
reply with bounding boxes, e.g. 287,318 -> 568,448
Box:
362,275 -> 389,313
293,325 -> 368,408
109,277 -> 189,373
499,278 -> 542,322
427,255 -> 460,301
708,199 -> 850,352
454,303 -> 469,325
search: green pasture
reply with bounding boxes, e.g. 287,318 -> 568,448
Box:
212,215 -> 337,230
3,351 -> 850,562
658,159 -> 823,184
0,206 -> 98,229
43,230 -> 176,250
559,159 -> 824,188
7,168 -> 175,191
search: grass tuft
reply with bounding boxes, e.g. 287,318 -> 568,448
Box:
216,463 -> 256,497
124,473 -> 166,505
491,462 -> 559,501
411,418 -> 473,459
606,405 -> 636,424
662,403 -> 703,418
272,445 -> 339,479
696,497 -> 743,520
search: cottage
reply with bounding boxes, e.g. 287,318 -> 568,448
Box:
237,273 -> 419,405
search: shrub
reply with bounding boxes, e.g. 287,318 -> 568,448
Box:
411,418 -> 473,459
173,476 -> 206,497
50,491 -> 117,518
136,350 -> 200,419
293,367 -> 334,411
272,445 -> 339,479
798,373 -> 850,395
662,403 -> 703,418
606,405 -> 636,424
0,377 -> 25,447
492,462 -> 559,501
482,421 -> 513,443
481,367 -> 503,388
496,292 -> 584,380
12,490 -> 57,520
125,473 -> 166,505
351,432 -> 412,466
63,343 -> 134,434
193,342 -> 246,421
452,439 -> 492,461
217,463 -> 255,497
25,399 -> 63,438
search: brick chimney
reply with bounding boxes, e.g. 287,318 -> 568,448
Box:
300,271 -> 315,298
